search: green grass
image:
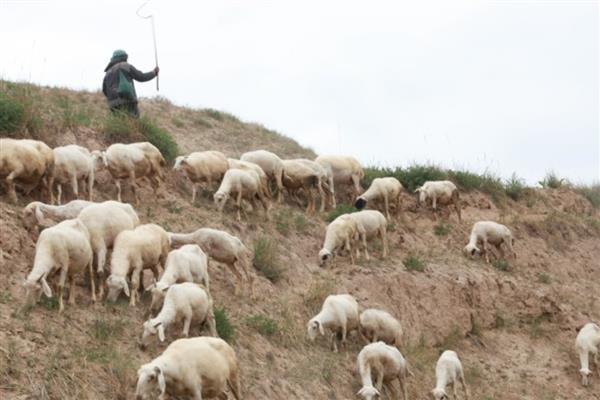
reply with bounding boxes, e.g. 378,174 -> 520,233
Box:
492,259 -> 512,272
204,108 -> 240,123
0,91 -> 25,133
253,237 -> 283,282
246,314 -> 280,336
103,112 -> 138,142
92,318 -> 126,341
214,307 -> 235,342
504,173 -> 525,201
171,116 -> 185,128
138,117 -> 179,162
539,171 -> 564,189
325,203 -> 356,223
537,272 -> 551,284
433,222 -> 451,236
576,184 -> 600,209
0,81 -> 43,136
403,255 -> 425,272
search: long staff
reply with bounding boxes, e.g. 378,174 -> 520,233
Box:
137,0 -> 159,91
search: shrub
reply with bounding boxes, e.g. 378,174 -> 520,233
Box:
325,203 -> 356,223
103,113 -> 137,142
404,255 -> 425,272
492,259 -> 511,272
246,314 -> 279,336
138,117 -> 179,162
253,237 -> 283,282
0,92 -> 24,133
504,173 -> 525,201
575,184 -> 600,209
399,164 -> 447,192
433,223 -> 451,236
539,171 -> 564,189
214,307 -> 235,342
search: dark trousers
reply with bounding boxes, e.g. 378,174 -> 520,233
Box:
110,102 -> 139,118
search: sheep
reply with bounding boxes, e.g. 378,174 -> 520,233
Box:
315,155 -> 364,205
307,294 -> 359,352
0,138 -> 48,203
227,157 -> 271,198
213,168 -> 270,222
432,350 -> 469,400
168,228 -> 254,296
293,158 -> 334,212
78,201 -> 140,298
355,177 -> 403,219
348,210 -> 389,260
147,244 -> 210,311
20,139 -> 56,203
52,145 -> 100,204
23,218 -> 94,312
357,341 -> 411,400
102,142 -> 166,204
463,221 -> 516,263
135,337 -> 241,400
319,214 -> 361,267
575,322 -> 600,386
281,159 -> 323,213
359,309 -> 403,348
240,149 -> 285,202
106,223 -> 170,306
141,282 -> 217,349
22,199 -> 94,234
415,180 -> 461,222
174,151 -> 229,203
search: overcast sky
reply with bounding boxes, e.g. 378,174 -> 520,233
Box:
1,0 -> 598,183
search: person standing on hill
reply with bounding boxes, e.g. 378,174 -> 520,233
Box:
102,49 -> 159,118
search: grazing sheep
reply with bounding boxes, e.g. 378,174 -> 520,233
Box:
22,199 -> 94,233
307,294 -> 359,352
141,283 -> 217,349
102,142 -> 166,204
147,244 -> 210,311
319,214 -> 361,267
20,139 -> 56,203
106,223 -> 170,306
464,221 -> 516,263
52,145 -> 100,204
576,322 -> 600,386
359,309 -> 403,347
348,210 -> 388,260
227,157 -> 271,198
357,341 -> 411,400
135,337 -> 241,400
281,159 -> 323,213
168,228 -> 254,296
315,155 -> 364,205
213,168 -> 270,221
355,177 -> 403,219
0,138 -> 48,203
293,158 -> 334,212
240,149 -> 285,202
77,201 -> 140,298
23,218 -> 94,312
174,151 -> 229,203
415,180 -> 461,222
432,350 -> 469,400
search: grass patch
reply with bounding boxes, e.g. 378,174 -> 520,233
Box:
403,255 -> 425,272
103,112 -> 138,142
491,259 -> 512,272
504,173 -> 525,201
39,296 -> 59,311
214,307 -> 235,342
204,108 -> 240,123
433,222 -> 451,236
0,91 -> 25,133
303,279 -> 337,314
193,116 -> 212,128
138,117 -> 179,162
537,272 -> 551,284
246,314 -> 280,336
575,184 -> 600,209
325,203 -> 356,223
92,318 -> 126,341
253,237 -> 283,282
539,171 -> 564,189
0,81 -> 43,136
171,116 -> 185,128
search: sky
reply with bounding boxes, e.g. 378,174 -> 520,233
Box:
1,0 -> 598,184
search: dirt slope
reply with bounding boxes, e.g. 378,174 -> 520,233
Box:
1,84 -> 599,400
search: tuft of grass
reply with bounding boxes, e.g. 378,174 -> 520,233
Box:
253,237 -> 283,282
494,312 -> 506,329
433,222 -> 451,236
539,171 -> 564,189
171,116 -> 185,128
103,112 -> 138,142
92,318 -> 126,341
303,279 -> 337,313
0,81 -> 43,136
39,296 -> 59,310
246,314 -> 280,336
214,307 -> 235,342
575,184 -> 600,209
193,116 -> 212,128
138,117 -> 179,162
0,91 -> 25,133
404,255 -> 425,272
204,108 -> 240,123
492,259 -> 512,272
325,203 -> 356,223
537,272 -> 551,284
504,173 -> 525,201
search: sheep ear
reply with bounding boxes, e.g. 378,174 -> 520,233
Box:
317,321 -> 325,335
161,285 -> 169,292
157,324 -> 166,342
34,205 -> 45,225
41,277 -> 52,297
156,366 -> 166,393
122,280 -> 130,297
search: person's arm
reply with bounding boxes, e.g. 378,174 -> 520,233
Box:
128,65 -> 158,82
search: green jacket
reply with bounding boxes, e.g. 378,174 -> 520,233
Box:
102,61 -> 156,107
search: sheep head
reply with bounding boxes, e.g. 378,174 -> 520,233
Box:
135,364 -> 166,400
90,150 -> 108,170
213,192 -> 229,210
432,388 -> 448,400
23,276 -> 52,306
357,386 -> 380,400
354,197 -> 367,210
140,320 -> 165,349
463,244 -> 480,258
580,367 -> 592,386
106,275 -> 130,302
318,249 -> 332,267
148,282 -> 169,311
415,187 -> 427,204
173,156 -> 187,171
307,319 -> 324,340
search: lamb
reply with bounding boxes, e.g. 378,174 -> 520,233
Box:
348,210 -> 389,260
52,145 -> 100,204
315,155 -> 364,205
281,159 -> 323,213
22,199 -> 94,233
174,151 -> 229,203
575,322 -> 600,386
23,218 -> 94,312
432,350 -> 469,400
213,168 -> 270,221
106,223 -> 170,306
77,201 -> 140,297
0,138 -> 48,203
102,142 -> 166,204
357,341 -> 411,400
135,336 -> 241,400
240,149 -> 285,202
227,157 -> 271,198
319,214 -> 361,267
355,177 -> 403,219
464,221 -> 516,263
307,294 -> 359,352
168,228 -> 254,296
147,244 -> 210,311
415,180 -> 461,222
140,283 -> 217,349
359,309 -> 403,348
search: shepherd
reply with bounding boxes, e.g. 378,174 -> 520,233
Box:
102,49 -> 159,118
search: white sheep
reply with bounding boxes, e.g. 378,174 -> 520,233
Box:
20,139 -> 56,203
0,138 -> 49,203
319,214 -> 361,267
240,149 -> 285,202
77,201 -> 140,298
174,151 -> 229,203
281,159 -> 323,213
307,294 -> 359,352
575,322 -> 600,386
415,180 -> 461,222
168,228 -> 254,296
102,142 -> 166,204
359,308 -> 403,347
135,336 -> 241,400
348,210 -> 389,261
355,177 -> 403,219
357,341 -> 411,400
293,158 -> 334,212
213,168 -> 270,221
227,157 -> 271,198
22,199 -> 94,233
147,244 -> 210,311
432,350 -> 469,400
23,218 -> 94,312
140,282 -> 217,349
315,155 -> 364,206
52,145 -> 100,204
464,221 -> 516,263
106,223 -> 170,306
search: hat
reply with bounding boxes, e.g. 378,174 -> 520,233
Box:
111,49 -> 128,61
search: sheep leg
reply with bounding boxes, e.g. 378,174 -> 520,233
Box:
192,184 -> 197,203
330,332 -> 338,353
227,368 -> 242,400
482,239 -> 490,263
380,226 -> 388,258
71,173 -> 79,200
227,262 -> 244,296
383,193 -> 391,220
182,307 -> 193,337
115,179 -> 122,202
88,259 -> 96,302
129,171 -> 139,205
276,170 -> 284,203
236,190 -> 243,222
130,267 -> 141,307
375,368 -> 384,391
206,309 -> 218,337
236,259 -> 255,299
452,379 -> 458,399
460,371 -> 469,400
398,376 -> 408,400
56,184 -> 63,205
347,238 -> 355,265
396,193 -> 402,218
5,171 -> 19,203
190,386 -> 203,400
318,181 -> 326,213
361,232 -> 370,261
68,274 -> 76,305
58,266 -> 69,313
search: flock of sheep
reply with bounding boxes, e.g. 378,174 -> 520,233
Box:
1,137 -> 598,399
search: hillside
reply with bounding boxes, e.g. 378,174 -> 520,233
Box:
1,81 -> 600,400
